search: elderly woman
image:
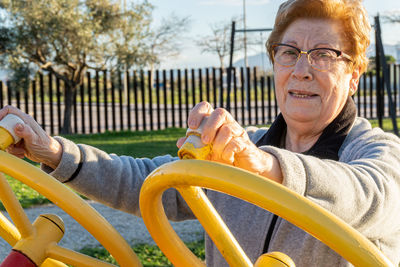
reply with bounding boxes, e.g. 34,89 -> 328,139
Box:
1,0 -> 400,266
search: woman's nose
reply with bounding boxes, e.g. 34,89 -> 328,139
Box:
291,54 -> 313,81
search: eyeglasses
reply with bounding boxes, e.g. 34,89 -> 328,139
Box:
272,43 -> 352,72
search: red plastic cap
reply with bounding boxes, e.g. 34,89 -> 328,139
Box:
1,250 -> 37,267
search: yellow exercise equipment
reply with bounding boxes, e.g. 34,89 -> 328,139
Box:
139,159 -> 394,267
0,115 -> 141,267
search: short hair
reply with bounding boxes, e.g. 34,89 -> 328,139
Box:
266,0 -> 371,73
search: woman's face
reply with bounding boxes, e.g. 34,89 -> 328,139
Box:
274,18 -> 360,132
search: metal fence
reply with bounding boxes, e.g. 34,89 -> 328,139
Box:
1,65 -> 399,135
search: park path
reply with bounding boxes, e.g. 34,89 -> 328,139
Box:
0,201 -> 204,261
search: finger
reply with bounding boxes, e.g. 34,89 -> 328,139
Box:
176,137 -> 186,148
221,136 -> 247,164
13,123 -> 37,144
0,105 -> 23,121
188,101 -> 214,129
202,108 -> 236,144
209,152 -> 229,164
212,123 -> 243,155
0,105 -> 43,136
6,145 -> 26,158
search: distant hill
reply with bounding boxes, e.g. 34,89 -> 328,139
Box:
233,52 -> 273,71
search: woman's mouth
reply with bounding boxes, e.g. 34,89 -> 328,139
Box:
289,91 -> 318,98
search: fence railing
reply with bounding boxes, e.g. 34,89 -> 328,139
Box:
1,65 -> 399,135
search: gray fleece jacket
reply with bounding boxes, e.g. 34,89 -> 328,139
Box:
43,117 -> 400,266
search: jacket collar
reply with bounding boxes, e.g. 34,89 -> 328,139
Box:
256,97 -> 357,160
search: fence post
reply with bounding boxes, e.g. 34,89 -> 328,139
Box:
240,67 -> 245,125
118,71 -> 124,131
126,70 -> 131,131
96,71 -> 101,133
133,70 -> 139,131
233,68 -> 238,121
103,70 -> 109,132
24,80 -> 29,114
48,73 -> 54,135
170,69 -> 176,128
140,70 -> 146,131
375,15 -> 398,135
80,82 -> 86,134
39,73 -> 46,131
148,70 -> 154,131
156,70 -> 161,130
111,72 -> 116,132
246,67 -> 251,125
6,81 -> 11,106
184,69 -> 189,119
72,81 -> 77,134
219,68 -> 224,108
163,69 -> 168,129
56,77 -> 61,133
177,69 -> 183,128
253,67 -> 258,125
191,69 -> 196,108
31,79 -> 37,121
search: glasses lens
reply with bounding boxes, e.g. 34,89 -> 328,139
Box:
309,49 -> 337,71
274,45 -> 299,66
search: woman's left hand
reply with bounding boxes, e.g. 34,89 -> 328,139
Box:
177,102 -> 283,183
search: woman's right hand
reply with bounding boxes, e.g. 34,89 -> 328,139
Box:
0,105 -> 62,169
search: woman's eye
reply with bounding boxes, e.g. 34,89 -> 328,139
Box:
280,49 -> 298,57
314,50 -> 334,58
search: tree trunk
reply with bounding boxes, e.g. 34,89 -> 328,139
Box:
60,83 -> 76,134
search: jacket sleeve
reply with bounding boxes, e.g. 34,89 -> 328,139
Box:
258,126 -> 400,240
41,136 -> 195,221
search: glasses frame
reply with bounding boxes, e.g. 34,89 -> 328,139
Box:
272,43 -> 352,72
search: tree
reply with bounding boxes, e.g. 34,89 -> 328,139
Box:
146,13 -> 191,70
196,17 -> 253,69
382,11 -> 400,24
0,0 -> 153,133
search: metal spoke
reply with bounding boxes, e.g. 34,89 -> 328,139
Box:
46,244 -> 117,267
0,211 -> 20,246
0,173 -> 34,238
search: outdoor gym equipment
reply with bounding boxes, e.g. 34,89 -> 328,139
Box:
140,159 -> 395,267
139,119 -> 394,266
0,114 -> 141,267
0,113 -> 395,266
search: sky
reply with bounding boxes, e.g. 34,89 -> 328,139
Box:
150,0 -> 400,69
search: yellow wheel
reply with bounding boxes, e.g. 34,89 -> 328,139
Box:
140,160 -> 394,267
0,150 -> 141,267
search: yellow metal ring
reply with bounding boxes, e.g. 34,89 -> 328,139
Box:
140,160 -> 394,267
0,150 -> 141,267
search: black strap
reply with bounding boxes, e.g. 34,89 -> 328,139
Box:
62,145 -> 83,183
263,214 -> 278,253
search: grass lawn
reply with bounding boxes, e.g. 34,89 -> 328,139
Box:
1,118 -> 399,265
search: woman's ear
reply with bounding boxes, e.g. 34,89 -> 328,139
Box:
349,67 -> 361,96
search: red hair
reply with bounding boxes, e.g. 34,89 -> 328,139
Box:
266,0 -> 371,73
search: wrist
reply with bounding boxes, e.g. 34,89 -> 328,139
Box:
259,150 -> 283,184
45,138 -> 63,169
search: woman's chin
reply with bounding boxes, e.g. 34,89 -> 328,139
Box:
283,110 -> 320,124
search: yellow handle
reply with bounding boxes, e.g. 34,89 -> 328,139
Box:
140,160 -> 394,267
0,127 -> 14,150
